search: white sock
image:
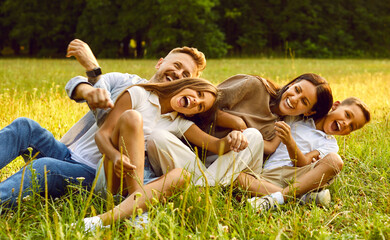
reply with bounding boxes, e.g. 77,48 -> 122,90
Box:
270,192 -> 285,205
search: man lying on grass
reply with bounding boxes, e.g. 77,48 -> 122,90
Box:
76,97 -> 370,231
240,97 -> 371,212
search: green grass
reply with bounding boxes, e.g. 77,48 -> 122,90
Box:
0,58 -> 389,239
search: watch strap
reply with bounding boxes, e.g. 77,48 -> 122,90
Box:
86,67 -> 102,78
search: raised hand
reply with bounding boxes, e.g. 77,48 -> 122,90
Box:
275,121 -> 294,146
66,39 -> 99,71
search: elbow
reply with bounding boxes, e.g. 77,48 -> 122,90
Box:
94,130 -> 104,147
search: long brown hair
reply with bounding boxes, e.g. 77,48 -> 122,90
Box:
257,73 -> 333,120
136,77 -> 218,100
117,78 -> 219,120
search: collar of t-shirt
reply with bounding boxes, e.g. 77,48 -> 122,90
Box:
148,91 -> 180,121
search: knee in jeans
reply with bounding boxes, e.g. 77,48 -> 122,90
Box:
13,117 -> 36,128
118,110 -> 143,130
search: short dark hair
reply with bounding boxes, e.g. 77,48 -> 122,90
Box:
341,97 -> 371,123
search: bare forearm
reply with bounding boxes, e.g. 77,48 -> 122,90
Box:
285,142 -> 311,167
216,110 -> 247,131
263,137 -> 281,155
204,138 -> 230,155
71,83 -> 95,101
95,131 -> 120,161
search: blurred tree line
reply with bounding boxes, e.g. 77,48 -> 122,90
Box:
1,0 -> 390,58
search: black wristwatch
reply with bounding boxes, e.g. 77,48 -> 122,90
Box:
86,67 -> 102,78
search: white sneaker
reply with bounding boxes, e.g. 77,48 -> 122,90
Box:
82,216 -> 109,232
247,195 -> 278,212
299,189 -> 331,207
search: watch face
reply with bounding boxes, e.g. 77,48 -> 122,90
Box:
87,67 -> 102,77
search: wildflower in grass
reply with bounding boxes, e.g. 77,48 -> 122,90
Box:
76,177 -> 85,183
22,195 -> 31,202
222,225 -> 229,233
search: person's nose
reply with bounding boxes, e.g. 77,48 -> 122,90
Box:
290,95 -> 298,105
191,97 -> 198,107
176,69 -> 184,79
341,120 -> 349,130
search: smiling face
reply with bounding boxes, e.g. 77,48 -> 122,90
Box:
320,102 -> 367,135
278,80 -> 318,116
152,53 -> 198,83
170,89 -> 215,116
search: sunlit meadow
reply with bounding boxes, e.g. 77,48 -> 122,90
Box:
0,58 -> 389,239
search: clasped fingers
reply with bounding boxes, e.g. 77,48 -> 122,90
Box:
227,130 -> 248,152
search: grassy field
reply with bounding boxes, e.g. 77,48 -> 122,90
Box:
0,58 -> 389,239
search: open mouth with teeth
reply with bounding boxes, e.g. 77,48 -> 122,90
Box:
286,98 -> 294,109
179,96 -> 189,108
331,121 -> 341,132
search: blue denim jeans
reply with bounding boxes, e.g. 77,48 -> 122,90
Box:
0,117 -> 95,207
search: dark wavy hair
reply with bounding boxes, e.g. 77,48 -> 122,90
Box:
259,73 -> 333,120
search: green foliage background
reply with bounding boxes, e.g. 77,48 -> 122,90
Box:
1,0 -> 390,58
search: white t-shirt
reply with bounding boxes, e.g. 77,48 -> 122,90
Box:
71,86 -> 194,170
263,116 -> 339,170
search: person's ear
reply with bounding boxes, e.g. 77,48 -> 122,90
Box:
155,58 -> 164,69
303,110 -> 316,117
331,101 -> 341,111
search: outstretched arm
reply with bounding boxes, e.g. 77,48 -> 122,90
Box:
183,124 -> 248,154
